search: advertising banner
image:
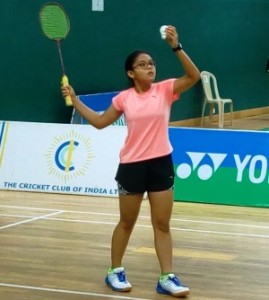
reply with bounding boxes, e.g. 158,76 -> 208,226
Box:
0,121 -> 126,197
170,127 -> 269,207
1,121 -> 269,207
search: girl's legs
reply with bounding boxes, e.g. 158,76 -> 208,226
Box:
111,193 -> 144,268
148,189 -> 190,297
148,189 -> 174,273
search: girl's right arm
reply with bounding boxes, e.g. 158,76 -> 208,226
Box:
62,85 -> 122,129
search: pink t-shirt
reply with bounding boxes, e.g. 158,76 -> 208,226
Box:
113,79 -> 179,163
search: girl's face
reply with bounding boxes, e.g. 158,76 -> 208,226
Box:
128,53 -> 156,84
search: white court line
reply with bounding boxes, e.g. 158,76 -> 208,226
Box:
170,226 -> 269,239
0,204 -> 268,229
0,213 -> 34,219
9,212 -> 265,240
170,218 -> 269,229
1,205 -> 268,238
46,217 -> 269,239
0,282 -> 151,300
0,204 -> 59,212
1,211 -> 267,238
0,210 -> 63,230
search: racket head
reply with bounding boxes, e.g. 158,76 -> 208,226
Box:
39,2 -> 70,41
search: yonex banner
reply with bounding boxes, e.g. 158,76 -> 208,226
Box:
170,127 -> 269,207
0,121 -> 269,207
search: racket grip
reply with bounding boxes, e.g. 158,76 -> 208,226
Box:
61,75 -> 72,106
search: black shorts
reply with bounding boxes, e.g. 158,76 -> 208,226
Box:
115,154 -> 175,194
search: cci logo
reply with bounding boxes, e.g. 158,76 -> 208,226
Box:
176,152 -> 227,180
55,140 -> 79,171
45,130 -> 94,181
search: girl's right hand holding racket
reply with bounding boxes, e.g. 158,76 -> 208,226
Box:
61,84 -> 76,104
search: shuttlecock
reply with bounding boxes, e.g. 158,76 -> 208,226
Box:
160,25 -> 168,39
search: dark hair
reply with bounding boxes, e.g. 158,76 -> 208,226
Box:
125,50 -> 151,72
124,50 -> 151,86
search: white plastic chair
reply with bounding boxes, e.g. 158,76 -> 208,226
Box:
200,71 -> 233,128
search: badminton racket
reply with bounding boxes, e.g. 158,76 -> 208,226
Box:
39,2 -> 72,106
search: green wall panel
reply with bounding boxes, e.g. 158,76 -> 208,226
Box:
0,0 -> 268,123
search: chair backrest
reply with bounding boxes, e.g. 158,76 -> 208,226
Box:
200,71 -> 220,100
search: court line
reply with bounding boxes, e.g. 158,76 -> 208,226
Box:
46,219 -> 269,239
1,205 -> 268,238
0,213 -> 37,218
45,217 -> 269,239
170,217 -> 269,229
170,226 -> 269,239
0,210 -> 63,230
0,210 -> 268,239
0,204 -> 60,212
0,282 -> 152,300
1,204 -> 268,229
6,211 -> 264,242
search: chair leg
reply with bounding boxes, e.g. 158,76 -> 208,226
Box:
230,102 -> 233,126
218,102 -> 224,128
209,104 -> 216,126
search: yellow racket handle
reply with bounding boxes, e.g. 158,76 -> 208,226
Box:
61,75 -> 72,106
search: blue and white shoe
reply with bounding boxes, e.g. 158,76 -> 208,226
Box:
156,274 -> 190,297
105,267 -> 132,292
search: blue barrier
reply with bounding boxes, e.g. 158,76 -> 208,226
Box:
71,91 -> 126,126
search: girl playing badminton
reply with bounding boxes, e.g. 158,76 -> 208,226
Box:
62,25 -> 200,298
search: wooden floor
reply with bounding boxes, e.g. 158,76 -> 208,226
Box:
229,113 -> 269,131
0,190 -> 268,300
175,111 -> 269,131
208,112 -> 269,131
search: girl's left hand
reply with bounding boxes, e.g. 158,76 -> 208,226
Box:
165,26 -> 179,49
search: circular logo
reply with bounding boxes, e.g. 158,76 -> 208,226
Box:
45,130 -> 94,181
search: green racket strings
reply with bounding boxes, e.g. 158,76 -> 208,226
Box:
40,4 -> 70,40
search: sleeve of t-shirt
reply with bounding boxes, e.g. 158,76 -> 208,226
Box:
112,92 -> 124,112
159,78 -> 180,104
